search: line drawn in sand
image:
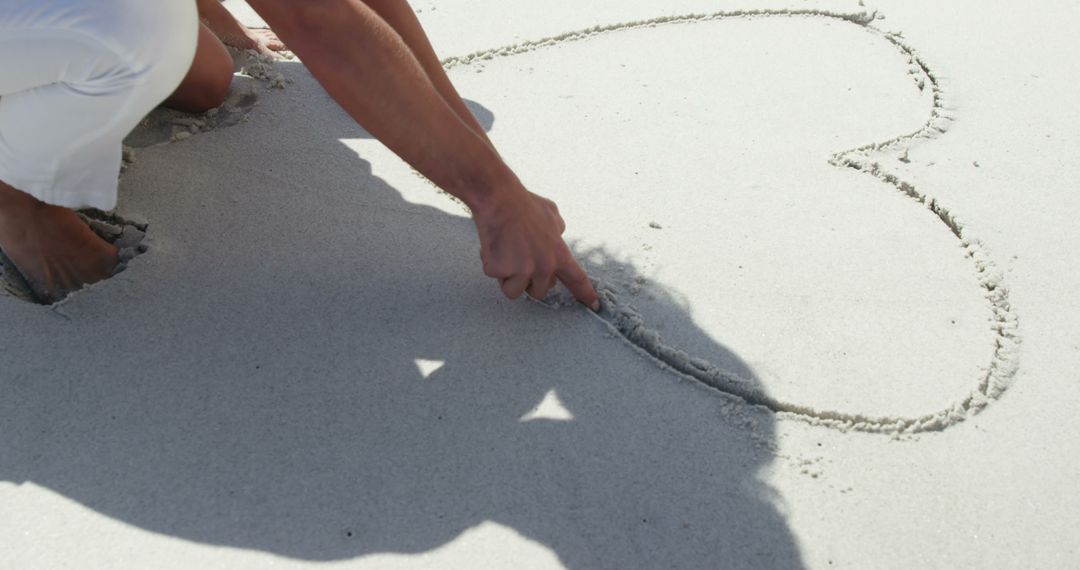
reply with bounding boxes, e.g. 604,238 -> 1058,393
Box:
445,9 -> 1021,435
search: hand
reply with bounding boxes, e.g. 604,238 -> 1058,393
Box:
472,188 -> 600,311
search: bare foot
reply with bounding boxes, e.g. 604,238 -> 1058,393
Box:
0,182 -> 118,304
197,0 -> 286,55
222,27 -> 286,54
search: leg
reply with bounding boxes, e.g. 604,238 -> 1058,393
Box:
0,0 -> 199,303
164,23 -> 234,113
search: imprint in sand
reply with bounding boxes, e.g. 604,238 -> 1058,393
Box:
443,10 -> 1020,434
125,49 -> 286,150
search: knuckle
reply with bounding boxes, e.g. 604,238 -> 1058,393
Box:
482,262 -> 502,278
535,259 -> 555,277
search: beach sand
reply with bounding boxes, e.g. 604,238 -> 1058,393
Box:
1,0 -> 1077,568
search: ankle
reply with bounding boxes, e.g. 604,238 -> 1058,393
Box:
0,182 -> 43,216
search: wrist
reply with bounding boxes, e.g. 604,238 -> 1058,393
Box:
448,150 -> 523,217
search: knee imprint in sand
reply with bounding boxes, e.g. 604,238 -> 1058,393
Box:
127,48 -> 291,149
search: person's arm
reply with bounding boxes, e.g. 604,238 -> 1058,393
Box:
245,0 -> 599,309
359,0 -> 493,148
196,0 -> 285,54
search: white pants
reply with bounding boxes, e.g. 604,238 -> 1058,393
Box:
0,1 -> 198,210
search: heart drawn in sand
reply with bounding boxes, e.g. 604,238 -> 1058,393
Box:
442,9 -> 1019,434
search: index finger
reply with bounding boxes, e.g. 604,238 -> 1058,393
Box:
555,251 -> 600,311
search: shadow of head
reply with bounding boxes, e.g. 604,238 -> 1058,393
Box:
0,58 -> 800,569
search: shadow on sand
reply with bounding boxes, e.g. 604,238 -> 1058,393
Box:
0,62 -> 803,569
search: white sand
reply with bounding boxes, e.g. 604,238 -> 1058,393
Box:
2,0 -> 1078,568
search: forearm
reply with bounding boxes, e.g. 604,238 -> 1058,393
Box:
247,0 -> 514,211
360,0 -> 493,146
